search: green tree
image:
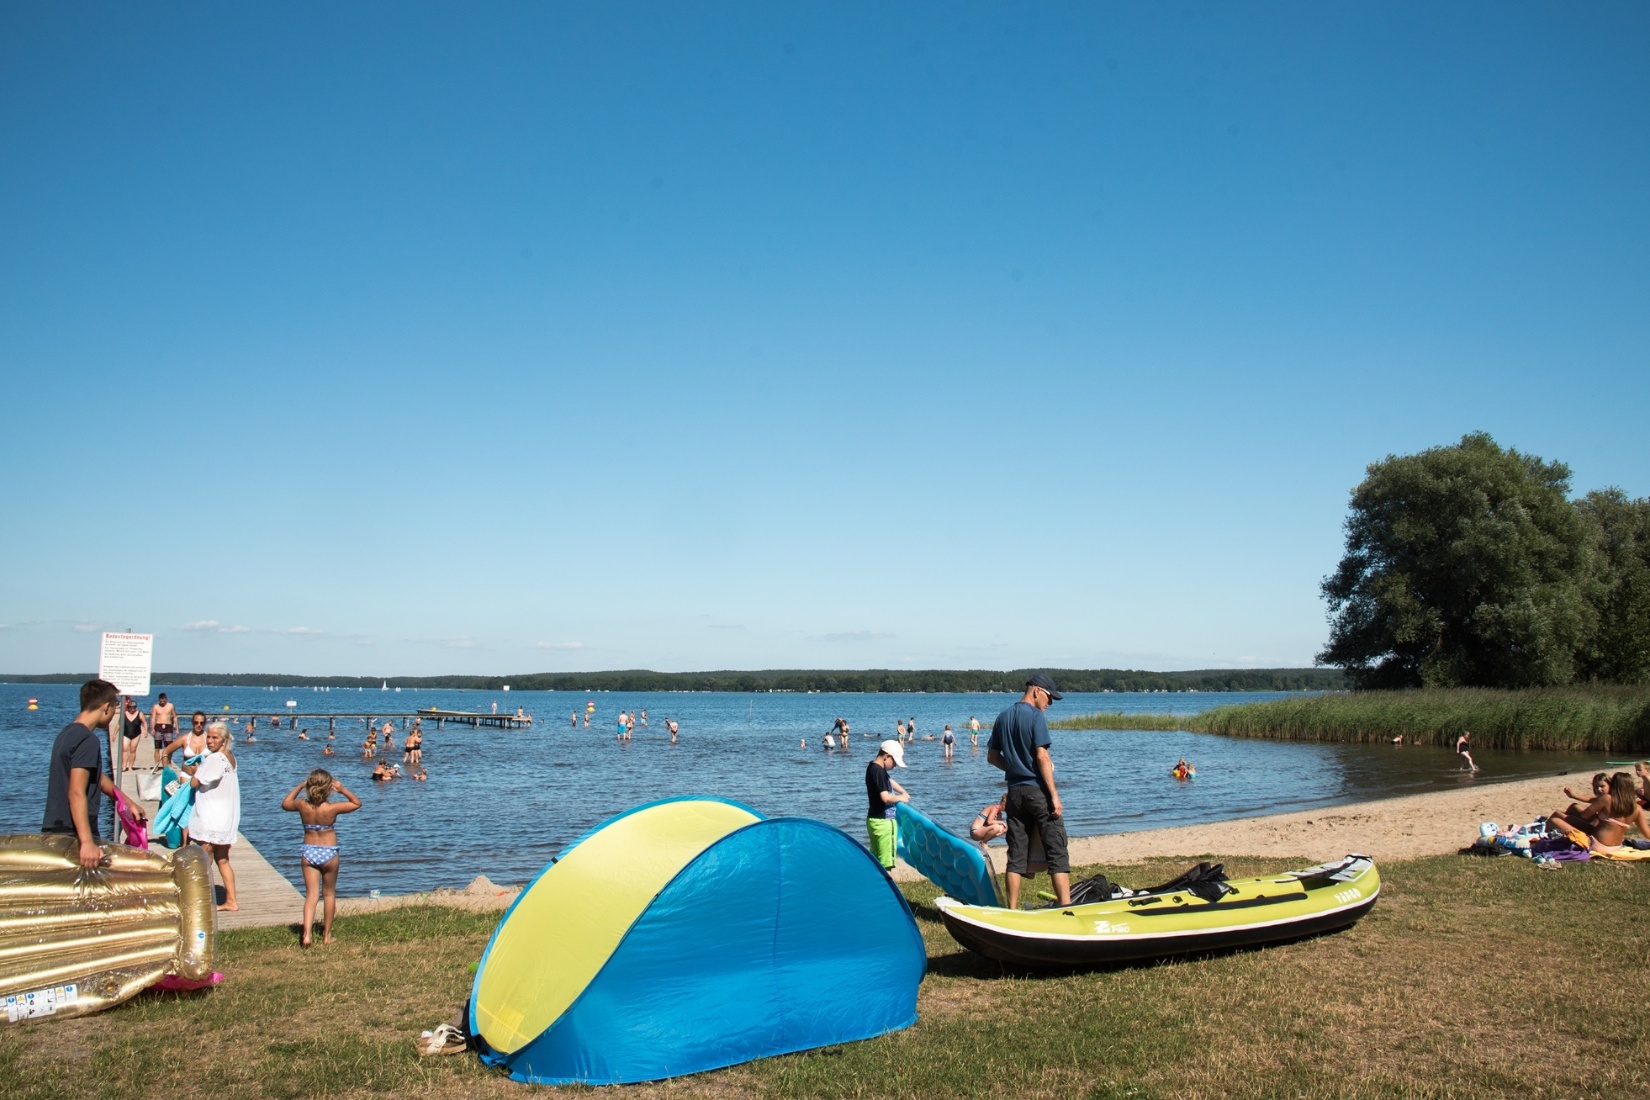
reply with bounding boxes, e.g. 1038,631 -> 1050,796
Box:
1576,489 -> 1650,684
1319,433 -> 1595,689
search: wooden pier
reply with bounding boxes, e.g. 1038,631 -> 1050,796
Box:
188,710 -> 534,734
118,766 -> 303,932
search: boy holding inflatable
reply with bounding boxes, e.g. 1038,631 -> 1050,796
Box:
865,740 -> 910,869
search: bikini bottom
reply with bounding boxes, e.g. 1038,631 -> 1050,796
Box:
300,844 -> 339,867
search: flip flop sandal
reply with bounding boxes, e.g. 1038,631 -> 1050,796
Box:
416,1023 -> 468,1056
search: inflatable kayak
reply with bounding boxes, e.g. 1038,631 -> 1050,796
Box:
935,854 -> 1379,967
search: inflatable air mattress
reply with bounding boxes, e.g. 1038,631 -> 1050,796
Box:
936,854 -> 1379,967
0,834 -> 216,1023
894,802 -> 999,906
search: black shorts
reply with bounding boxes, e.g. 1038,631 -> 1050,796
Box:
1004,783 -> 1070,875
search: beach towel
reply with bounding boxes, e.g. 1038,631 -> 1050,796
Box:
152,772 -> 197,841
1529,837 -> 1591,861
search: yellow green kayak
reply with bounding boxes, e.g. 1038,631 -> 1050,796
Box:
935,854 -> 1380,967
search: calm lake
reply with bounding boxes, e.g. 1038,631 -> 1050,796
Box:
0,683 -> 1596,896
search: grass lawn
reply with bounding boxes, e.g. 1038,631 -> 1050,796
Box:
4,854 -> 1648,1099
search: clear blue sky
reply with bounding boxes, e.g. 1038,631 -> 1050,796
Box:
2,2 -> 1646,677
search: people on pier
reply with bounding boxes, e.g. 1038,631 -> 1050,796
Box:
189,724 -> 242,912
160,711 -> 210,769
119,696 -> 145,772
149,693 -> 176,771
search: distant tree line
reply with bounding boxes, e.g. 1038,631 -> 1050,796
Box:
1321,432 -> 1650,689
2,667 -> 1347,693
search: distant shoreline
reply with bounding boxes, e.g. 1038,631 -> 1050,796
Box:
0,667 -> 1344,694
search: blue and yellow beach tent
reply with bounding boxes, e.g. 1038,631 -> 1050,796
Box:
470,796 -> 926,1086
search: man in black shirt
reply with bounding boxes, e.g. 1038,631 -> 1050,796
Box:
43,678 -> 141,869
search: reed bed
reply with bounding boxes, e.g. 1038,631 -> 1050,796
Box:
1054,686 -> 1650,753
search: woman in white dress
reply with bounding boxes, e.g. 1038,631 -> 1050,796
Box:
189,723 -> 242,912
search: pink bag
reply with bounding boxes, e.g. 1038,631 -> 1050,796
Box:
113,789 -> 148,850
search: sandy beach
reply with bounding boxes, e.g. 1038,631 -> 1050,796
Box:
943,767 -> 1596,876
338,769 -> 1596,912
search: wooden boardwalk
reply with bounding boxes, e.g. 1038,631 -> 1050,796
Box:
200,709 -> 533,732
119,767 -> 303,932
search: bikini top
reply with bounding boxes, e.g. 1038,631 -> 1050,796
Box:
303,822 -> 334,832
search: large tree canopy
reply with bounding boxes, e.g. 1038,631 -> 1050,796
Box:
1575,489 -> 1650,685
1319,433 -> 1597,689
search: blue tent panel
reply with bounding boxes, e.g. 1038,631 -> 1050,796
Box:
502,818 -> 926,1085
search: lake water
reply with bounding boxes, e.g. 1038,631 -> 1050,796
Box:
0,683 -> 1596,896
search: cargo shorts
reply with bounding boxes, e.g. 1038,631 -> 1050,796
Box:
1004,783 -> 1069,875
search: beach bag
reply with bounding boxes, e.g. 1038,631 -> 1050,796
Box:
137,772 -> 162,801
112,789 -> 148,850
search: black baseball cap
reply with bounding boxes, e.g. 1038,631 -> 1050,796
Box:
1026,673 -> 1062,701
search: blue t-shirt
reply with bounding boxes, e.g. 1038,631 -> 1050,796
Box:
987,702 -> 1050,787
42,722 -> 104,835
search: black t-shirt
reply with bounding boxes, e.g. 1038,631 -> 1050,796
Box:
43,722 -> 104,835
865,760 -> 894,820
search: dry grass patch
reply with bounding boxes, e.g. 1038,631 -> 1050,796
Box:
2,856 -> 1648,1099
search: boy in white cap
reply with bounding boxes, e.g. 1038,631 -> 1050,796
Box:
865,739 -> 910,870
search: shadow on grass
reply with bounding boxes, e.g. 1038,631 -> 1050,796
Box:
928,923 -> 1370,980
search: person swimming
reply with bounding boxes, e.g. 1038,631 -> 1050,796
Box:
1172,758 -> 1195,780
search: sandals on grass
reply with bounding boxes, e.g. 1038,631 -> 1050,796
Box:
416,1022 -> 468,1056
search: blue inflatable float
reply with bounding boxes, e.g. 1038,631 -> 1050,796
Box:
469,796 -> 926,1085
894,802 -> 1000,907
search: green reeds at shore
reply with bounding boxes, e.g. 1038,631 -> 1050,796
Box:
1052,685 -> 1650,753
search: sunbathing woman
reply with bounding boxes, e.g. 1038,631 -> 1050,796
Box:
1551,773 -> 1650,853
280,769 -> 361,946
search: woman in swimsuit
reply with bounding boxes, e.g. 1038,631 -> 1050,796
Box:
119,696 -> 146,771
280,769 -> 361,947
159,712 -> 210,770
1551,773 -> 1650,852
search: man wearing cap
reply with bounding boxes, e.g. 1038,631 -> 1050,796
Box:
987,673 -> 1071,908
865,739 -> 911,870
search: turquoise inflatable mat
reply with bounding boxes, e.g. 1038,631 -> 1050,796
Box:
894,802 -> 999,907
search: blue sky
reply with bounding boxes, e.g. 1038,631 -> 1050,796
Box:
2,2 -> 1646,677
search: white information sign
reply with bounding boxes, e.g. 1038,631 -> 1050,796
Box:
99,633 -> 154,697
